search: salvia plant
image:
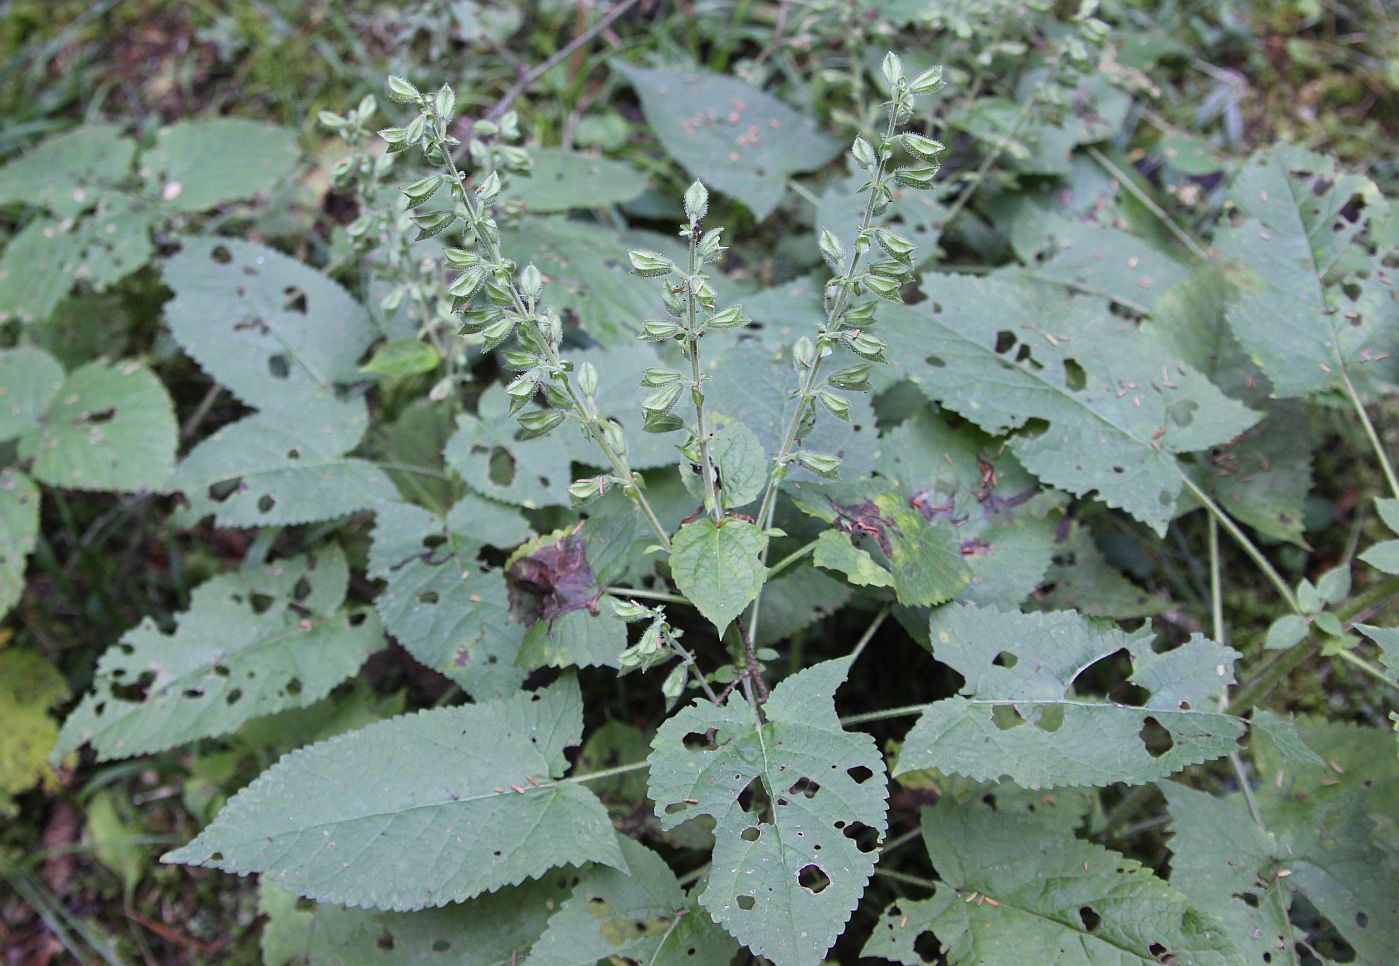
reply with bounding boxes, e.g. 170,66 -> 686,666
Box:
2,23 -> 1398,966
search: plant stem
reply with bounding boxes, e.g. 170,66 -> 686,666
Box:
850,605 -> 892,662
566,760 -> 649,785
604,586 -> 691,606
683,225 -> 722,524
872,867 -> 937,891
746,106 -> 900,644
1085,146 -> 1210,262
1335,647 -> 1399,693
765,539 -> 817,580
839,702 -> 928,727
939,98 -> 1034,231
1339,366 -> 1399,498
1209,517 -> 1266,830
437,134 -> 671,549
1180,476 -> 1301,615
670,637 -> 722,705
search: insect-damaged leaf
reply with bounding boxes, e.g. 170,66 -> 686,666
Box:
508,531 -> 627,671
895,604 -> 1245,788
19,359 -> 177,493
162,237 -> 377,410
880,272 -> 1259,534
616,63 -> 841,220
170,396 -> 397,529
529,838 -> 739,966
368,501 -> 528,700
1215,145 -> 1398,399
54,546 -> 383,761
863,801 -> 1240,964
648,658 -> 887,966
163,677 -> 627,911
0,124 -> 136,219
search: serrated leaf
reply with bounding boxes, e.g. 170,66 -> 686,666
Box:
0,125 -> 136,218
1247,717 -> 1399,962
0,648 -> 68,814
617,64 -> 841,220
0,346 -> 63,442
1215,146 -> 1397,398
260,873 -> 570,966
143,119 -> 300,212
19,359 -> 176,492
517,602 -> 627,671
864,801 -> 1239,964
1159,781 -> 1298,965
648,658 -> 888,965
0,470 -> 39,618
368,501 -> 527,699
881,272 -> 1260,533
163,238 -> 377,410
878,409 -> 1058,608
1248,708 -> 1325,766
163,677 -> 627,911
55,547 -> 384,761
896,604 -> 1245,787
529,838 -> 738,966
710,420 -> 766,510
813,529 -> 893,589
505,148 -> 646,213
443,386 -> 575,509
669,517 -> 768,637
170,397 -> 397,528
1039,519 -> 1166,619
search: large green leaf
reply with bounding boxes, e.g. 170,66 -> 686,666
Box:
0,346 -> 64,442
617,63 -> 841,220
0,470 -> 39,619
444,386 -> 575,509
1246,717 -> 1399,961
368,500 -> 527,699
55,547 -> 384,761
19,359 -> 176,492
0,125 -> 136,218
142,119 -> 300,212
506,148 -> 646,213
1160,782 -> 1298,964
260,875 -> 571,966
529,838 -> 739,966
669,517 -> 768,637
649,658 -> 887,966
1215,145 -> 1397,398
0,648 -> 68,815
895,604 -> 1245,787
170,397 -> 397,528
880,272 -> 1259,533
863,802 -> 1239,964
162,237 -> 376,410
1038,519 -> 1166,619
517,603 -> 627,671
163,677 -> 627,911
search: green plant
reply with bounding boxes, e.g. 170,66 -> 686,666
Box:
3,9 -> 1397,962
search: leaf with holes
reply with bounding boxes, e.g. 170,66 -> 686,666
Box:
443,385 -> 576,508
368,501 -> 527,699
1159,782 -> 1298,965
505,148 -> 646,213
669,517 -> 768,637
259,875 -> 571,966
19,359 -> 176,492
617,64 -> 841,220
648,658 -> 887,966
54,547 -> 384,762
862,801 -> 1240,964
162,677 -> 627,911
1038,519 -> 1166,619
142,119 -> 299,212
895,604 -> 1245,788
881,272 -> 1260,534
0,347 -> 63,442
1215,145 -> 1397,398
529,838 -> 739,966
1244,717 -> 1399,962
170,397 -> 397,528
0,125 -> 136,218
0,470 -> 39,619
162,237 -> 377,410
